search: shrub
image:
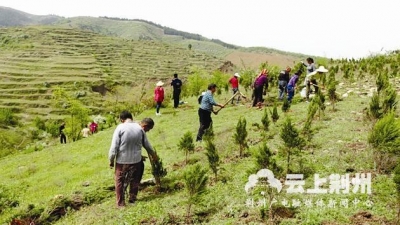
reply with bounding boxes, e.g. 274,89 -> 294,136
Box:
233,116 -> 248,157
33,116 -> 46,131
280,117 -> 305,173
270,103 -> 279,123
261,108 -> 270,132
254,142 -> 282,176
178,131 -> 195,164
183,164 -> 208,219
368,113 -> 400,172
151,149 -> 167,190
0,108 -> 17,126
282,98 -> 290,113
204,138 -> 219,181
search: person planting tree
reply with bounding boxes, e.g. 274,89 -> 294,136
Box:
108,111 -> 158,207
252,69 -> 269,107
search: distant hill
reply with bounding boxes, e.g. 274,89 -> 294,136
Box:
0,26 -> 225,119
0,6 -> 61,27
0,7 -> 307,67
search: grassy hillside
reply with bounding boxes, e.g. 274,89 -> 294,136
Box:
0,26 -> 225,119
0,86 -> 398,224
0,7 -> 307,67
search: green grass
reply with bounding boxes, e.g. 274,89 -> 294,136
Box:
0,86 -> 398,224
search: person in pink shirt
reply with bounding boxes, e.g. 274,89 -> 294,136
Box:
154,81 -> 165,116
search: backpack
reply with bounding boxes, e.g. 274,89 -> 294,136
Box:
198,95 -> 203,104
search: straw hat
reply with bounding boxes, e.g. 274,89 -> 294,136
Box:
315,66 -> 328,73
156,81 -> 164,86
234,73 -> 240,77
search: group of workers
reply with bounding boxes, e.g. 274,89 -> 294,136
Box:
108,59 -> 330,207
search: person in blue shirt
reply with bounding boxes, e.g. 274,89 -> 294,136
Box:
196,84 -> 224,141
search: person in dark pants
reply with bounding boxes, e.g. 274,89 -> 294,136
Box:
287,70 -> 302,103
170,73 -> 182,108
196,84 -> 224,142
109,112 -> 158,207
252,69 -> 269,107
59,122 -> 66,144
278,67 -> 291,100
229,72 -> 241,104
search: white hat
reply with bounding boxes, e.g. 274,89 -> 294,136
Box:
156,81 -> 164,86
315,66 -> 328,73
234,73 -> 240,78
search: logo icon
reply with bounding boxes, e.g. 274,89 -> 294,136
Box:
245,169 -> 282,193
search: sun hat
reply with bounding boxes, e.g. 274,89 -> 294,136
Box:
156,81 -> 164,86
315,66 -> 328,73
234,73 -> 240,78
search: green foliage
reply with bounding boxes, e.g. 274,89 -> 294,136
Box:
302,101 -> 319,141
254,142 -> 282,176
0,185 -> 18,213
376,71 -> 389,94
368,92 -> 382,120
178,131 -> 195,164
368,113 -> 400,154
210,70 -> 229,94
45,120 -> 61,138
0,129 -> 27,158
261,108 -> 270,132
280,117 -> 305,173
204,137 -> 220,181
281,98 -> 290,112
151,149 -> 167,190
186,67 -> 209,96
0,108 -> 17,127
270,102 -> 279,123
238,68 -> 256,91
381,84 -> 397,114
53,88 -> 90,141
33,116 -> 46,131
327,72 -> 338,110
312,91 -> 325,119
183,164 -> 208,218
233,116 -> 248,157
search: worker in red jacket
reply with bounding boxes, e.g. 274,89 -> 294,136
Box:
154,81 -> 165,116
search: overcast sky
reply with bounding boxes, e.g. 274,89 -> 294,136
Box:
1,0 -> 399,59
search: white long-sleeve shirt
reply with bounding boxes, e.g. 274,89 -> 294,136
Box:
108,120 -> 155,164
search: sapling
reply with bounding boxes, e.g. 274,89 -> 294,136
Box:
178,131 -> 195,164
280,117 -> 305,173
183,164 -> 208,220
204,137 -> 220,181
150,149 -> 167,191
270,102 -> 279,123
261,108 -> 270,132
281,98 -> 290,113
233,116 -> 248,157
368,113 -> 400,173
254,142 -> 282,176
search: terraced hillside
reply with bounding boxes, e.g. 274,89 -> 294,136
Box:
0,26 -> 225,119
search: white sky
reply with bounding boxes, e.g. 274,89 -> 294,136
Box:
1,0 -> 400,59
